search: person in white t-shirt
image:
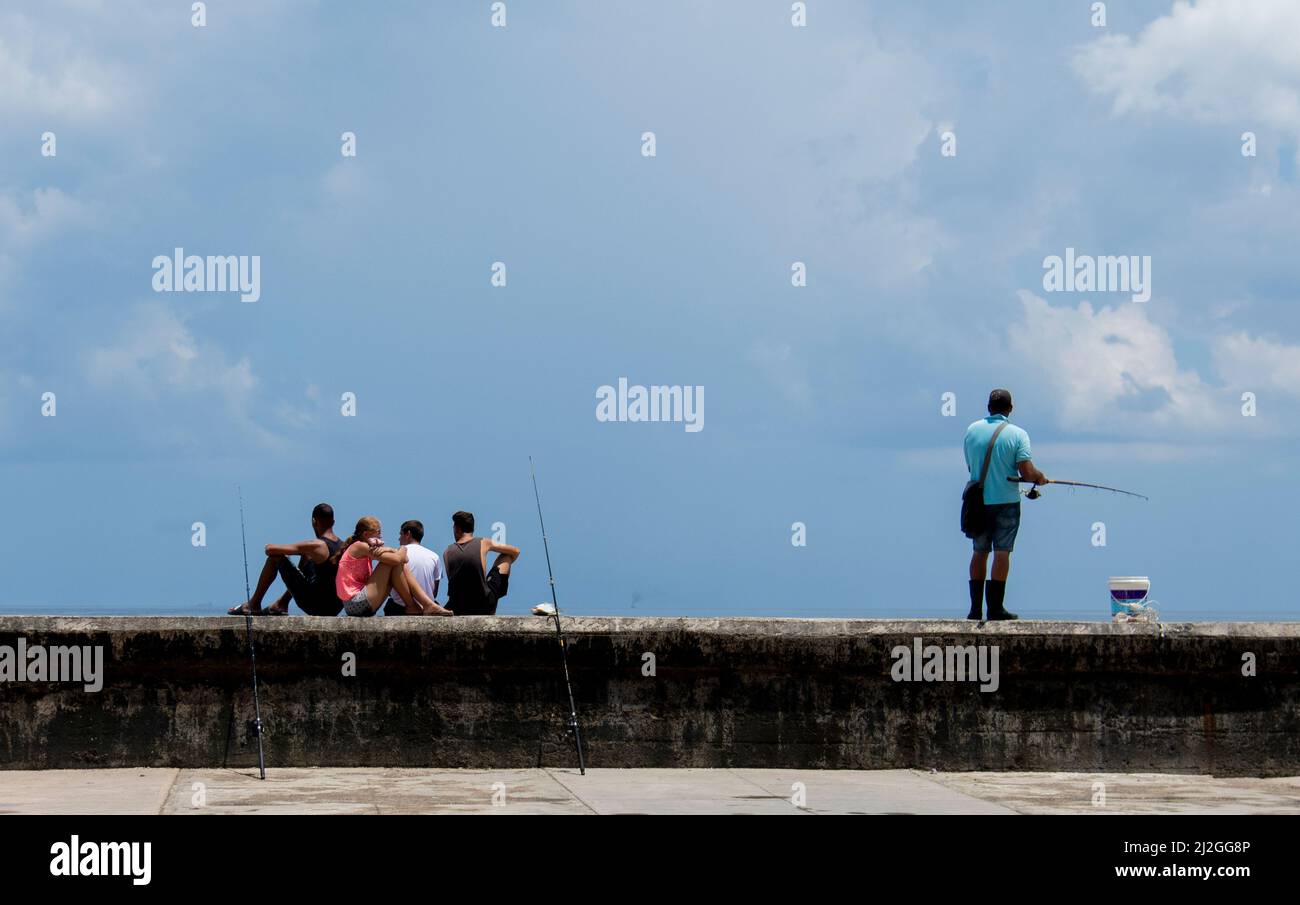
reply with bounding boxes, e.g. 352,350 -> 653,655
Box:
383,520 -> 452,616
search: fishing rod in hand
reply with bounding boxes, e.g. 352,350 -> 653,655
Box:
1006,476 -> 1149,501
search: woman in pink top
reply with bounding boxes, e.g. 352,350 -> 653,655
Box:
333,516 -> 435,617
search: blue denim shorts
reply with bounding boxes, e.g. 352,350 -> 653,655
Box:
972,502 -> 1021,553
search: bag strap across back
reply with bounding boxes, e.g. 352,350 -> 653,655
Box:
977,420 -> 1011,488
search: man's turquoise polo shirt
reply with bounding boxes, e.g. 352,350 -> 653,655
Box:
964,414 -> 1032,505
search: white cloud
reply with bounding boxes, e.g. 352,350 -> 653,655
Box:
274,386 -> 323,431
0,188 -> 94,313
0,12 -> 127,118
84,303 -> 281,449
1213,331 -> 1300,395
798,38 -> 939,187
1074,0 -> 1300,145
768,36 -> 945,282
0,187 -> 93,242
1009,290 -> 1216,428
565,6 -> 945,285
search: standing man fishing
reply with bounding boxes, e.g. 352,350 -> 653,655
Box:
963,389 -> 1048,620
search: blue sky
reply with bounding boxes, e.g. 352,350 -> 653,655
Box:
2,0 -> 1298,619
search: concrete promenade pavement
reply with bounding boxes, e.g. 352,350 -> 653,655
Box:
3,768 -> 1299,815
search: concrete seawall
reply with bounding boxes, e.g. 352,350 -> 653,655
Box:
1,617 -> 1297,775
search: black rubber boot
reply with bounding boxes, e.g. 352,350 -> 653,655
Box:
967,579 -> 985,620
985,579 -> 1018,620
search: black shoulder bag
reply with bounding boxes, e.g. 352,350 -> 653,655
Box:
961,420 -> 1009,538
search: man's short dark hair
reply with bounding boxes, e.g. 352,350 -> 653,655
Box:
400,519 -> 424,542
311,503 -> 335,527
452,511 -> 475,534
988,388 -> 1013,415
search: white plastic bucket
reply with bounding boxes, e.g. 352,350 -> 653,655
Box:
1109,576 -> 1150,616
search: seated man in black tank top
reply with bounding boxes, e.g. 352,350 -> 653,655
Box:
443,510 -> 520,616
227,503 -> 346,616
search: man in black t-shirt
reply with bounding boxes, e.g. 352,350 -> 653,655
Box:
227,502 -> 346,616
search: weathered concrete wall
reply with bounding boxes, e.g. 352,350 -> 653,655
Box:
1,617 -> 1297,775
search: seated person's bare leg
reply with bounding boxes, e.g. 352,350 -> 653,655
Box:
265,590 -> 292,615
388,564 -> 421,612
401,564 -> 425,614
366,562 -> 416,614
230,553 -> 284,614
398,564 -> 450,615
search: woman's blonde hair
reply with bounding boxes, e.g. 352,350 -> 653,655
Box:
330,516 -> 381,565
